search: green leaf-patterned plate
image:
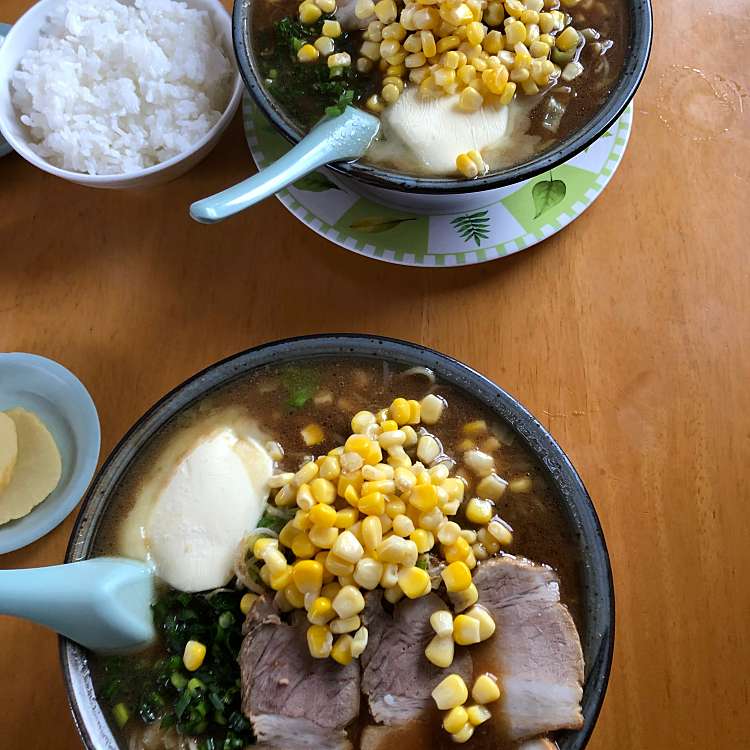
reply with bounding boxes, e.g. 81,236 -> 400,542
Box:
243,95 -> 633,267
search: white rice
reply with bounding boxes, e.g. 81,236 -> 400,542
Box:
11,0 -> 234,175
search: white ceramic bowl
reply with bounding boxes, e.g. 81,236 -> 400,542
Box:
0,0 -> 243,189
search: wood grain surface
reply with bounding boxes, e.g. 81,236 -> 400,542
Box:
1,0 -> 748,747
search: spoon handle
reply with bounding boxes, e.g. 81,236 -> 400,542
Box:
0,559 -> 155,652
190,107 -> 378,224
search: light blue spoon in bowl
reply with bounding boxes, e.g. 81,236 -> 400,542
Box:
190,105 -> 379,224
0,558 -> 155,652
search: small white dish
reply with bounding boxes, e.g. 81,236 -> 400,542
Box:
0,353 -> 100,554
0,0 -> 242,189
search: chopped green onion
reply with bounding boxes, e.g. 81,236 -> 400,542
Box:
171,671 -> 188,690
187,677 -> 205,693
112,702 -> 129,728
218,611 -> 235,629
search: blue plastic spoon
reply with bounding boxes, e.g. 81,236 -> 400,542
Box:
0,558 -> 155,652
190,106 -> 380,224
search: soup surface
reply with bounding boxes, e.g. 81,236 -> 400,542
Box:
91,358 -> 585,750
250,0 -> 628,178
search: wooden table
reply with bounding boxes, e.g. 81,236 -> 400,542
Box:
1,0 -> 748,747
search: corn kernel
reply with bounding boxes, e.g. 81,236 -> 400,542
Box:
332,530 -> 365,564
325,551 -> 355,577
252,537 -> 278,559
484,1 -> 504,25
269,472 -> 294,489
460,528 -> 477,544
429,611 -> 453,640
432,674 -> 469,710
443,705 -> 469,734
471,673 -> 501,704
284,583 -> 306,609
442,3 -> 473,25
374,0 -> 398,23
419,506 -> 445,531
307,624 -> 333,658
465,497 -> 493,525
294,461 -> 319,487
292,559 -> 324,595
409,483 -> 439,511
449,582 -> 479,612
453,614 -> 481,645
279,521 -> 299,548
452,723 -> 474,744
466,703 -> 492,727
308,477 -> 335,504
315,0 -> 336,11
465,604 -> 496,640
505,19 -> 526,45
442,560 -> 473,592
483,28 -> 504,53
361,515 -> 384,551
307,596 -> 335,625
538,11 -> 554,32
301,423 -> 325,446
398,566 -> 431,598
351,625 -> 369,657
270,564 -> 293,591
556,25 -> 580,51
322,19 -> 342,37
487,519 -> 513,545
359,491 -> 386,516
332,584 -> 366,619
391,514 -> 415,537
182,640 -> 206,671
306,521 -> 337,549
330,614 -> 361,633
377,535 -> 418,566
262,547 -> 287,577
499,80 -> 516,104
309,503 -> 336,528
465,21 -> 485,45
456,152 -> 479,178
331,634 -> 354,665
240,593 -> 258,615
321,581 -> 342,600
299,2 -> 322,24
410,528 -> 435,553
354,556 -> 384,589
476,472 -> 508,501
355,0 -> 375,18
380,561 -> 399,588
296,42 -> 320,62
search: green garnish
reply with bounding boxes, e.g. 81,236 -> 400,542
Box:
101,588 -> 253,748
112,702 -> 129,728
259,16 -> 370,128
280,365 -> 319,408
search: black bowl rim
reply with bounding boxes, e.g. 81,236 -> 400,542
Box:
233,0 -> 652,194
60,334 -> 615,750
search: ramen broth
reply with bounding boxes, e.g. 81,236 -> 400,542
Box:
250,0 -> 629,177
91,358 -> 585,749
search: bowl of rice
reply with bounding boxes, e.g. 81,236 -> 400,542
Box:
0,0 -> 243,188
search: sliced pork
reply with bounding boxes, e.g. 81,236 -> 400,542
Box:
473,556 -> 585,742
361,591 -> 473,725
239,596 -> 361,750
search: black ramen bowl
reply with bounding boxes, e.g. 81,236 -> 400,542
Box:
233,0 -> 652,194
61,335 -> 614,749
